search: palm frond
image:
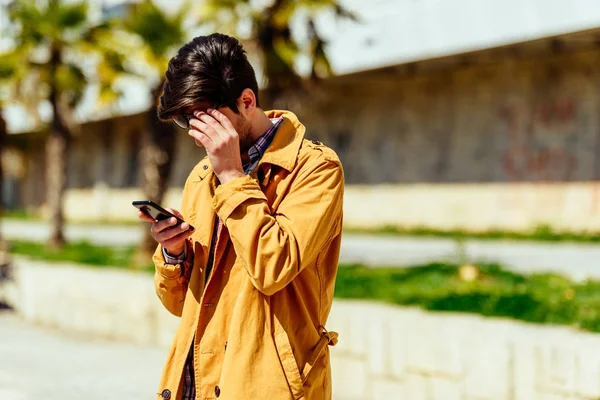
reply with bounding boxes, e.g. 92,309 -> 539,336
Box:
0,51 -> 21,81
124,0 -> 186,59
54,1 -> 88,29
308,19 -> 332,80
332,2 -> 359,22
8,0 -> 46,45
98,82 -> 122,108
56,63 -> 87,108
196,0 -> 250,36
201,0 -> 355,97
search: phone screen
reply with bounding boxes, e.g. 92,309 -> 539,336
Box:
140,205 -> 171,221
132,200 -> 194,231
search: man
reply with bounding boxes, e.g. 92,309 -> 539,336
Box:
138,33 -> 344,400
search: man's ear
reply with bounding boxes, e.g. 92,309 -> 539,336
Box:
238,88 -> 257,115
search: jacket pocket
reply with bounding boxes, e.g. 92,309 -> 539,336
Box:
273,330 -> 305,400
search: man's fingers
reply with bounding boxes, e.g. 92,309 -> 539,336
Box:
150,217 -> 178,234
190,115 -> 223,143
155,222 -> 191,242
165,208 -> 184,219
154,222 -> 190,243
188,118 -> 219,150
189,118 -> 217,140
188,128 -> 213,150
198,112 -> 228,137
138,210 -> 156,223
162,229 -> 194,249
207,108 -> 236,132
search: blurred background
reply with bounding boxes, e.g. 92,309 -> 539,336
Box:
3,0 -> 600,399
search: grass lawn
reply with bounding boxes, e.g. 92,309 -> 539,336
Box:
2,209 -> 40,220
2,213 -> 139,226
7,239 -> 600,333
8,240 -> 154,272
336,263 -> 600,333
344,224 -> 600,243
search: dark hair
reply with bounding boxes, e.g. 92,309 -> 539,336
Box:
157,33 -> 260,120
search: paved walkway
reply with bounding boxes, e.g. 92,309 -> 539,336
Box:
0,311 -> 164,400
4,219 -> 600,279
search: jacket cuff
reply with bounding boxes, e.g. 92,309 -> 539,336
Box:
155,260 -> 185,280
163,246 -> 187,265
153,240 -> 192,280
212,175 -> 267,223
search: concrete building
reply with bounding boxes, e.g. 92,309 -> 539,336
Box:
5,0 -> 600,231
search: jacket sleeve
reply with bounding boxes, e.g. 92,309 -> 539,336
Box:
212,156 -> 344,296
152,175 -> 195,317
153,239 -> 193,317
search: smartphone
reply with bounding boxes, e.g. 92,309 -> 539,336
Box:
132,200 -> 195,231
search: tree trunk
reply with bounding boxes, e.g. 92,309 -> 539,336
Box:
0,108 -> 10,309
0,108 -> 6,245
46,129 -> 69,248
47,45 -> 71,249
137,81 -> 177,262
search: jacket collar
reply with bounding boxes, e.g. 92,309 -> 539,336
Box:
195,109 -> 304,181
258,110 -> 305,172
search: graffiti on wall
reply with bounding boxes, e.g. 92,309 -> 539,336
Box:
500,98 -> 579,181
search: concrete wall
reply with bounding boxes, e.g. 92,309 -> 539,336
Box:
54,182 -> 600,232
6,258 -> 600,400
302,45 -> 600,184
343,182 -> 600,231
329,301 -> 600,400
8,257 -> 179,347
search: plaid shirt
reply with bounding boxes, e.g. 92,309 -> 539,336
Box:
168,118 -> 283,400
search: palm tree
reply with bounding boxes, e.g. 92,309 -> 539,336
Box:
199,0 -> 357,106
121,0 -> 189,257
0,108 -> 6,246
0,63 -> 14,247
0,107 -> 8,304
5,0 -> 126,248
0,42 -> 33,247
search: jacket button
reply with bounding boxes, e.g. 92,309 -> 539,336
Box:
203,165 -> 208,170
311,139 -> 321,145
215,385 -> 221,397
161,389 -> 171,399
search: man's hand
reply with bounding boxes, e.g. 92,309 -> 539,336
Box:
188,108 -> 245,184
138,208 -> 193,255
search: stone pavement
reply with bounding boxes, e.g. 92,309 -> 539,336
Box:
0,311 -> 165,400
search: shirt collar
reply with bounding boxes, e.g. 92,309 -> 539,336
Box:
243,118 -> 283,173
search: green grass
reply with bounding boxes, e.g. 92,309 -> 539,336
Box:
2,209 -> 41,220
68,219 -> 140,226
1,212 -> 140,226
335,263 -> 600,333
5,213 -> 600,242
344,224 -> 600,243
8,240 -> 154,272
7,239 -> 600,333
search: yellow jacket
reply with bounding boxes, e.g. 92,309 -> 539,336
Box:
152,110 -> 344,400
